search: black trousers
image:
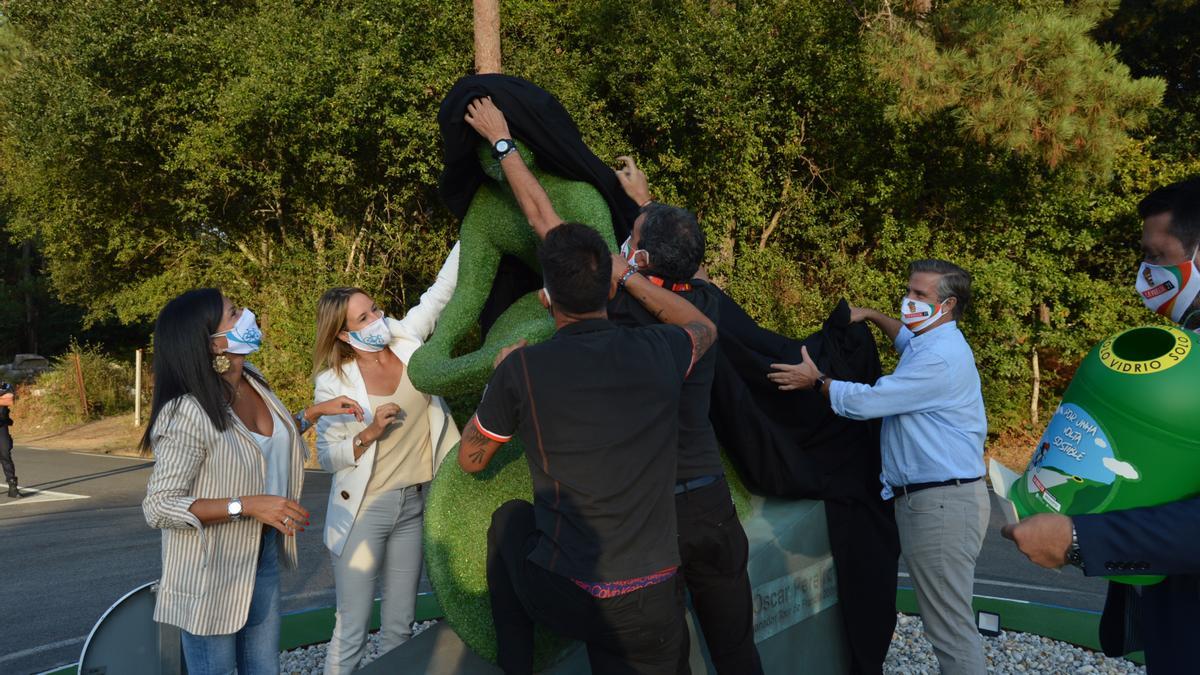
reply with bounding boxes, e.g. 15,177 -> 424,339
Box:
675,477 -> 762,674
0,428 -> 15,483
487,500 -> 690,675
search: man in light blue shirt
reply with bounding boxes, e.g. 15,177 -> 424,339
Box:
770,259 -> 989,675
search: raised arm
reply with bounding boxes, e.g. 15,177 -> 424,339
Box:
852,306 -> 903,343
613,255 -> 717,365
464,96 -> 562,239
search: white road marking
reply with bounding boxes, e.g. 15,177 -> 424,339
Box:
0,635 -> 85,665
898,572 -> 1101,596
0,487 -> 89,507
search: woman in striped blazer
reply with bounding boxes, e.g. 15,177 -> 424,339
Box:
142,288 -> 362,675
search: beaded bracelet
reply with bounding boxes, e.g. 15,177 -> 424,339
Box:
618,266 -> 639,289
293,410 -> 312,434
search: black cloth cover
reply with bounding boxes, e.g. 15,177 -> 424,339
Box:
437,75 -> 639,332
709,289 -> 900,674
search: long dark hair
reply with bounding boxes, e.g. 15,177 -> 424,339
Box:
138,288 -> 262,453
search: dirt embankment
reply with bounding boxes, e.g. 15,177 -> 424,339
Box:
13,415 -> 146,457
14,414 -> 324,468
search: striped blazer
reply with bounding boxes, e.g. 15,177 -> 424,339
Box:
142,367 -> 305,636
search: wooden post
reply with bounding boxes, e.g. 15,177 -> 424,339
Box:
73,351 -> 89,419
474,0 -> 502,74
134,349 -> 143,426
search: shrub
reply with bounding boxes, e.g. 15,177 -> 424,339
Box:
11,341 -> 134,431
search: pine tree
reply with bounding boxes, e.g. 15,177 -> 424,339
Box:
867,0 -> 1165,172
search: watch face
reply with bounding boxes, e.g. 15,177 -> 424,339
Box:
228,499 -> 242,516
494,139 -> 513,154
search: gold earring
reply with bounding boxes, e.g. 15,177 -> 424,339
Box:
212,354 -> 231,374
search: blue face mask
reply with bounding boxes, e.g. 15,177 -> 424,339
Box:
212,308 -> 263,355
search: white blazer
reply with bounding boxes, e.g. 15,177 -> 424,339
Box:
314,242 -> 462,557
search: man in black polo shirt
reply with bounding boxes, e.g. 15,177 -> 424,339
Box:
608,158 -> 762,674
457,97 -> 717,674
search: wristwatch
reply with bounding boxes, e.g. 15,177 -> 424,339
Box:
354,434 -> 369,449
1066,522 -> 1085,570
227,497 -> 244,522
492,138 -> 516,161
813,375 -> 828,392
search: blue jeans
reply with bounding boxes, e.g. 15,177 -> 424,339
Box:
182,529 -> 281,675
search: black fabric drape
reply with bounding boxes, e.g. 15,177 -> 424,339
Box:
709,289 -> 900,674
437,75 -> 639,333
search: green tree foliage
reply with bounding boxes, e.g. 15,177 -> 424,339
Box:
0,0 -> 1193,438
867,0 -> 1165,172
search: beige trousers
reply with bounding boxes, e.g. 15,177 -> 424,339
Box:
324,484 -> 425,674
895,479 -> 990,675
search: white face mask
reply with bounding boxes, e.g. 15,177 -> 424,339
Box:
345,311 -> 392,352
1136,254 -> 1200,324
898,297 -> 946,332
619,236 -> 649,268
212,308 -> 263,355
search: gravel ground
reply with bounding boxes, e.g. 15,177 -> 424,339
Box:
885,614 -> 1145,674
280,614 -> 1145,674
279,620 -> 438,675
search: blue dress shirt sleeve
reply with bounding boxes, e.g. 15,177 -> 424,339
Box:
894,326 -> 915,354
829,347 -> 951,420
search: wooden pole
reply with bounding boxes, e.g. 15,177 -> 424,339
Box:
474,0 -> 502,74
73,351 -> 89,419
134,348 -> 143,426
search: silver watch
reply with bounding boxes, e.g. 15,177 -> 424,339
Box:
227,497 -> 244,521
1066,523 -> 1084,569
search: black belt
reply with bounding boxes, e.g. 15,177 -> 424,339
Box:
675,474 -> 719,495
893,476 -> 982,497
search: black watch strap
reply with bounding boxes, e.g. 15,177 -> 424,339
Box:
492,138 -> 516,161
813,375 -> 828,391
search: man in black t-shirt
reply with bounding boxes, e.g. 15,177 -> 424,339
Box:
607,158 -> 762,674
457,97 -> 717,674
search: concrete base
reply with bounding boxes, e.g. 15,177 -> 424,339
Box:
361,496 -> 848,674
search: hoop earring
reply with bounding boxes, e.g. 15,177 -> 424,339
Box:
212,354 -> 231,374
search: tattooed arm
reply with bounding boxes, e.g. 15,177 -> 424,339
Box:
458,415 -> 506,473
613,255 -> 717,367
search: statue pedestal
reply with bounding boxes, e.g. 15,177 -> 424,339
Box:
361,497 -> 848,674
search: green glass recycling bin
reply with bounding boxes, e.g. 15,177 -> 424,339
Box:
1011,325 -> 1200,585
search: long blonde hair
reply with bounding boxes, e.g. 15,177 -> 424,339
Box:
313,287 -> 369,379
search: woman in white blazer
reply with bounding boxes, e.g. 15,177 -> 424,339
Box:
312,242 -> 461,673
142,288 -> 361,675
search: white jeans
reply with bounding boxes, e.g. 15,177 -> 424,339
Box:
324,483 -> 426,674
895,479 -> 990,675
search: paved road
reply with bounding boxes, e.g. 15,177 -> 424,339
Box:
0,446 -> 1107,675
0,445 -> 427,675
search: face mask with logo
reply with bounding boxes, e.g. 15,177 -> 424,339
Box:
212,308 -> 263,355
898,297 -> 946,332
619,236 -> 649,268
345,311 -> 392,352
1136,253 -> 1200,325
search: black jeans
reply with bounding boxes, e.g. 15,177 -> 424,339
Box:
487,500 -> 690,675
676,477 -> 762,675
0,428 -> 15,483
